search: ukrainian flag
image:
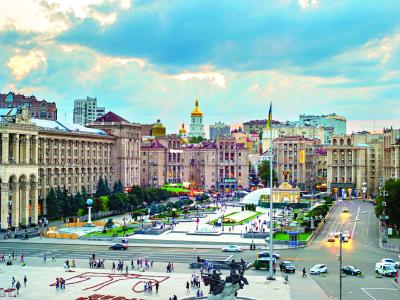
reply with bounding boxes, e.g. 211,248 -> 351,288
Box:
266,102 -> 272,130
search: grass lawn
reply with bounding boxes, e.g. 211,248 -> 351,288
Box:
273,232 -> 312,241
209,211 -> 263,226
83,226 -> 137,237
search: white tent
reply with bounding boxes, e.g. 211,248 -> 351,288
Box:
240,188 -> 271,205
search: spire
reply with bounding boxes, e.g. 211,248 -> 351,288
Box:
191,97 -> 203,116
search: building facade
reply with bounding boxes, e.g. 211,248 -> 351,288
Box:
0,92 -> 57,120
273,136 -> 320,191
299,113 -> 346,135
326,132 -> 384,198
382,128 -> 400,182
0,108 -> 141,229
189,98 -> 205,138
141,136 -> 249,191
73,97 -> 105,125
209,122 -> 230,139
243,119 -> 267,134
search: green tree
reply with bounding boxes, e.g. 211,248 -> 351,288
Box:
95,177 -> 109,198
258,160 -> 277,187
104,178 -> 111,195
46,187 -> 61,219
375,178 -> 400,229
113,180 -> 124,193
94,196 -> 109,212
189,136 -> 205,144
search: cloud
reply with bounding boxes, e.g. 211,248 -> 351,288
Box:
298,0 -> 319,10
172,71 -> 226,88
6,49 -> 47,80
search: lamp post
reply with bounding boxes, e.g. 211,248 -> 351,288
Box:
122,217 -> 127,236
339,218 -> 359,300
380,189 -> 388,240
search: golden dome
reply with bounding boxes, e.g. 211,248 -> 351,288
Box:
179,122 -> 187,135
152,119 -> 166,137
191,98 -> 203,116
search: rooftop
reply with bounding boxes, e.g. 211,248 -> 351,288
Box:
94,111 -> 128,123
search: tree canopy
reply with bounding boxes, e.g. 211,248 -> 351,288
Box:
258,160 -> 277,187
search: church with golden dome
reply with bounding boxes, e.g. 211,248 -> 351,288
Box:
189,98 -> 205,138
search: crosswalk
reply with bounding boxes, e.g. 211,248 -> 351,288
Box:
0,244 -> 231,263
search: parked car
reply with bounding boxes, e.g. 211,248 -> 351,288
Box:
279,261 -> 296,273
310,264 -> 328,275
341,266 -> 361,276
253,258 -> 276,271
222,245 -> 242,252
375,263 -> 397,277
379,258 -> 400,268
109,243 -> 128,250
327,234 -> 335,242
257,251 -> 280,259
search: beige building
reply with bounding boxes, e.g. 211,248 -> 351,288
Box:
273,136 -> 320,191
327,132 -> 384,198
141,136 -> 249,191
262,124 -> 326,153
382,128 -> 400,182
0,108 -> 140,229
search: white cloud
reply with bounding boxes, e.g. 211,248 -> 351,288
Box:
298,0 -> 319,10
364,33 -> 400,64
172,71 -> 226,88
0,0 -> 131,33
6,49 -> 47,80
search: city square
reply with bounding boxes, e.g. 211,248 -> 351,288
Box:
1,1 -> 400,300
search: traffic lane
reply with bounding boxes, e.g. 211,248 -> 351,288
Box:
361,286 -> 400,300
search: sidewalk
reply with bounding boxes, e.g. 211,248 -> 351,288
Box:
378,222 -> 400,253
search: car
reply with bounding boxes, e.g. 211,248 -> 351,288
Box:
379,258 -> 400,268
222,245 -> 242,252
310,264 -> 328,275
375,263 -> 397,277
333,231 -> 340,238
341,266 -> 361,276
342,207 -> 349,213
343,230 -> 351,239
109,243 -> 128,250
257,251 -> 280,259
342,235 -> 349,242
279,261 -> 296,273
327,234 -> 335,242
253,258 -> 276,271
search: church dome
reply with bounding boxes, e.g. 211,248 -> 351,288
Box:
179,122 -> 187,135
191,98 -> 203,117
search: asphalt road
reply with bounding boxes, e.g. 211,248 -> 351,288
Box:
286,200 -> 400,300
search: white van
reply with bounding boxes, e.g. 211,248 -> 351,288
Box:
375,263 -> 397,277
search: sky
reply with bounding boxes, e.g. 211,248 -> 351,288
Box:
1,0 -> 400,134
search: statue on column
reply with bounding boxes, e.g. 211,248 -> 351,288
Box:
283,170 -> 290,182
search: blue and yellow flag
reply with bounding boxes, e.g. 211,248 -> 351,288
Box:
266,102 -> 272,130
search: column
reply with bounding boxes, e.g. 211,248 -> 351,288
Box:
20,181 -> 29,226
11,182 -> 20,228
24,135 -> 30,164
32,136 -> 38,164
30,182 -> 38,225
12,134 -> 19,164
1,133 -> 9,164
0,183 -> 9,230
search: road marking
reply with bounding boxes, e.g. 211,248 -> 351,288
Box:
326,208 -> 341,240
351,206 -> 361,239
361,287 -> 399,300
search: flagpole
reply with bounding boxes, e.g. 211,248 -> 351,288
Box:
267,117 -> 275,280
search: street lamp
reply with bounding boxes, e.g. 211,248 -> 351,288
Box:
122,217 -> 127,236
380,189 -> 388,240
339,218 -> 359,300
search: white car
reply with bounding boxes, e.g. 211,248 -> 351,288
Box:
375,263 -> 397,277
342,230 -> 351,239
310,264 -> 328,275
222,245 -> 242,252
379,258 -> 400,268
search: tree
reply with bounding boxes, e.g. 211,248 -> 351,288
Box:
189,136 -> 205,144
95,177 -> 109,198
258,160 -> 277,187
94,196 -> 109,212
375,178 -> 400,230
113,180 -> 124,193
104,178 -> 111,195
46,188 -> 61,219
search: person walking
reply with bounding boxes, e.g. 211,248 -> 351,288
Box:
24,275 -> 27,287
302,267 -> 307,278
186,281 -> 190,293
155,281 -> 159,293
11,277 -> 15,287
15,281 -> 21,295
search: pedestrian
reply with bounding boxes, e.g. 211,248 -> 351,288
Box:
131,259 -> 135,270
155,281 -> 159,293
12,277 -> 15,287
173,295 -> 178,300
15,281 -> 21,295
186,281 -> 190,292
24,275 -> 27,287
302,267 -> 307,278
43,253 -> 47,263
52,252 -> 56,262
126,265 -> 129,274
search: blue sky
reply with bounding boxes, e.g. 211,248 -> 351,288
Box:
1,0 -> 400,133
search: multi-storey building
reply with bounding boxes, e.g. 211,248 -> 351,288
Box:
299,113 -> 346,136
382,128 -> 400,182
209,122 -> 230,139
0,107 -> 140,229
243,119 -> 267,134
273,136 -> 320,191
73,96 -> 105,125
327,132 -> 384,198
141,136 -> 249,191
0,92 -> 57,120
